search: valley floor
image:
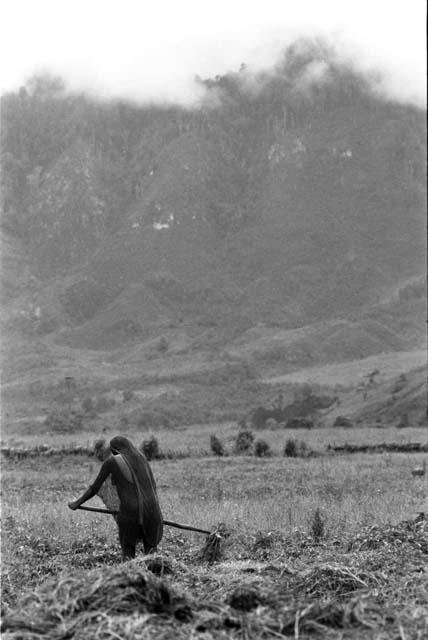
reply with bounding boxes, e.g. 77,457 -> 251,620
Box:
2,426 -> 427,638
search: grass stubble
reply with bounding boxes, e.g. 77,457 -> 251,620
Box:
1,428 -> 428,639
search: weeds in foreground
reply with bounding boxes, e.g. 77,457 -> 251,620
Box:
311,508 -> 325,542
2,516 -> 427,639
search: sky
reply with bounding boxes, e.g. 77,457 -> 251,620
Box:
0,0 -> 426,106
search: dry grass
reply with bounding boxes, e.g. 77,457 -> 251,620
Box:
2,426 -> 428,638
2,518 -> 427,639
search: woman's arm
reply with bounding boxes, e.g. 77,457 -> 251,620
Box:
68,457 -> 114,509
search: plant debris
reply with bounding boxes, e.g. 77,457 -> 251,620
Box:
2,515 -> 428,639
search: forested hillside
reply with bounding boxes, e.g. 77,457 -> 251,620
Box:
1,40 -> 426,354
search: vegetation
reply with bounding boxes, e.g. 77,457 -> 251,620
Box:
234,428 -> 255,454
210,434 -> 225,456
44,407 -> 85,433
284,437 -> 311,458
140,435 -> 161,461
254,438 -> 271,457
311,508 -> 325,541
2,427 -> 427,638
1,34 -> 426,640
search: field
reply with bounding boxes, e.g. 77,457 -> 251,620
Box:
2,424 -> 427,639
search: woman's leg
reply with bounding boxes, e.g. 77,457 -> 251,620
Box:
118,518 -> 138,560
143,543 -> 157,554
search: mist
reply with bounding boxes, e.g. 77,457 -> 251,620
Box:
1,0 -> 426,106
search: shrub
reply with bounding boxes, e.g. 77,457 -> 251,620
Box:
60,279 -> 110,322
157,336 -> 169,352
234,429 -> 254,454
93,438 -> 110,462
283,438 -> 310,457
140,436 -> 160,461
44,408 -> 84,433
299,440 -> 308,456
284,438 -> 298,457
294,383 -> 313,402
238,417 -> 249,430
285,417 -> 314,429
265,418 -> 278,430
391,374 -> 407,394
333,416 -> 353,428
210,435 -> 225,456
250,407 -> 270,429
254,439 -> 271,457
397,414 -> 409,429
122,390 -> 134,402
311,508 -> 325,541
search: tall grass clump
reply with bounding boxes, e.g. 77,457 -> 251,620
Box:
93,438 -> 110,462
234,429 -> 254,454
254,439 -> 271,457
140,436 -> 160,461
210,435 -> 225,456
283,438 -> 310,458
311,508 -> 325,541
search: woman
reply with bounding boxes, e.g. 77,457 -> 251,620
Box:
68,435 -> 163,559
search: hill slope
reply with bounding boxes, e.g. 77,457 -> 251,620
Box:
1,42 -> 426,393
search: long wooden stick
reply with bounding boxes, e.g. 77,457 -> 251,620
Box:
163,519 -> 211,535
76,505 -> 211,535
78,505 -> 116,515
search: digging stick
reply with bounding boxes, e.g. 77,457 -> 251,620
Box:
76,505 -> 211,535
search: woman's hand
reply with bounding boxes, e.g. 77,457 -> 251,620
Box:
68,501 -> 80,510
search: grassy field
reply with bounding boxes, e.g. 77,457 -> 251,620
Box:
2,421 -> 427,455
2,425 -> 427,638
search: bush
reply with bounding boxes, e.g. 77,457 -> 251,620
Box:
254,439 -> 271,457
333,416 -> 353,428
283,438 -> 310,458
93,438 -> 110,462
210,435 -> 225,456
44,408 -> 84,433
265,418 -> 278,430
284,438 -> 298,457
391,374 -> 407,394
156,336 -> 169,352
122,390 -> 134,402
294,383 -> 313,402
234,429 -> 254,454
140,436 -> 160,461
250,407 -> 271,429
285,417 -> 314,429
60,279 -> 110,322
397,414 -> 409,429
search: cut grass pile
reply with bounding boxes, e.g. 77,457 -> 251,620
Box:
2,516 -> 427,639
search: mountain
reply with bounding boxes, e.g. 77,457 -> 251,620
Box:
1,42 -> 426,375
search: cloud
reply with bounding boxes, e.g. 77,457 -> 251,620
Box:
0,0 -> 426,106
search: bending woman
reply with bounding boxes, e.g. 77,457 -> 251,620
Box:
68,435 -> 163,559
